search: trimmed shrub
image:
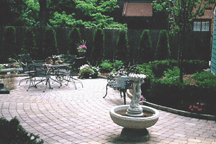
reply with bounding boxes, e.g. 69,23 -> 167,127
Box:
155,30 -> 171,60
23,28 -> 36,54
138,29 -> 153,63
91,28 -> 104,65
68,28 -> 81,55
115,30 -> 129,63
2,26 -> 17,62
0,117 -> 44,144
43,27 -> 58,58
99,60 -> 112,73
192,71 -> 216,89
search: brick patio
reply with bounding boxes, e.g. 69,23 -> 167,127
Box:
0,77 -> 216,144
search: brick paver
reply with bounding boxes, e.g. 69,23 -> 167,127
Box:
0,77 -> 216,144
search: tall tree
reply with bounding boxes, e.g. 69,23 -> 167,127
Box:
153,0 -> 216,83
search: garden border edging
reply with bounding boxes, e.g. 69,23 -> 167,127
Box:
126,89 -> 216,121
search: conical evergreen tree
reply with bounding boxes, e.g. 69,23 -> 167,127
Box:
3,26 -> 17,62
43,27 -> 58,58
138,29 -> 152,63
23,28 -> 36,55
115,30 -> 129,62
68,28 -> 81,55
91,28 -> 104,65
155,30 -> 171,60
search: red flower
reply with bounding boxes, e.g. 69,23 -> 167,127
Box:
198,108 -> 202,111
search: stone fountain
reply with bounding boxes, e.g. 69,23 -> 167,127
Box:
110,73 -> 159,141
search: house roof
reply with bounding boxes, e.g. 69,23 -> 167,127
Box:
122,3 -> 153,17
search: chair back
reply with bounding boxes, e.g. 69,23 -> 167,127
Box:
30,63 -> 48,78
18,54 -> 32,63
18,54 -> 33,73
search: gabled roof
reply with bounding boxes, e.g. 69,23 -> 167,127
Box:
122,3 -> 153,17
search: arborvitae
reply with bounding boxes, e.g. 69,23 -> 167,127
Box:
3,26 -> 17,62
115,30 -> 129,62
91,28 -> 104,65
68,28 -> 81,55
43,27 -> 58,58
23,28 -> 36,54
138,29 -> 152,63
155,30 -> 171,60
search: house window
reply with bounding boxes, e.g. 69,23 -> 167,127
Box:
193,20 -> 210,31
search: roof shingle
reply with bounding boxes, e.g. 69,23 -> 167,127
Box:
122,3 -> 153,17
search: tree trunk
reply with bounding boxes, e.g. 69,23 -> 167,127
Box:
39,0 -> 47,27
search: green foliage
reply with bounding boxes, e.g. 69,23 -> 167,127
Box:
0,65 -> 6,70
91,28 -> 104,65
0,0 -> 28,26
138,29 -> 153,63
49,11 -> 85,28
0,117 -> 44,144
48,0 -> 126,29
68,28 -> 81,55
112,60 -> 124,70
23,28 -> 36,54
155,30 -> 170,60
43,27 -> 58,58
136,63 -> 155,79
115,30 -> 129,62
192,72 -> 216,89
99,60 -> 112,73
4,26 -> 16,44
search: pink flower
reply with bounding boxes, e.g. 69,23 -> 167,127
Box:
189,105 -> 192,109
142,99 -> 145,102
81,45 -> 87,48
190,108 -> 194,111
141,95 -> 143,98
197,102 -> 199,105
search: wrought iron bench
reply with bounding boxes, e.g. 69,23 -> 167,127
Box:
103,73 -> 133,104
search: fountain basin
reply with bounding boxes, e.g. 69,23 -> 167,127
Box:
110,105 -> 159,129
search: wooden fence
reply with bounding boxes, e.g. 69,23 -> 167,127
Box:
0,26 -> 211,64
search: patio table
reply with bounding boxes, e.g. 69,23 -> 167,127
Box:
27,63 -> 70,92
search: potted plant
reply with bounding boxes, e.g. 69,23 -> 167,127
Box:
77,40 -> 87,57
78,64 -> 94,79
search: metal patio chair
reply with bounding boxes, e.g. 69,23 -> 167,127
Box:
27,62 -> 52,92
57,54 -> 83,89
18,54 -> 34,85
